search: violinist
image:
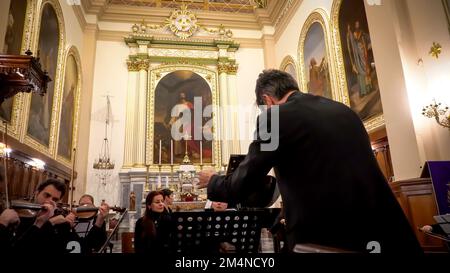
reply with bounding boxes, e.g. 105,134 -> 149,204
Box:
75,194 -> 109,252
9,178 -> 78,253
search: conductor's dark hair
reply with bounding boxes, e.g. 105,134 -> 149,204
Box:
36,178 -> 66,197
255,69 -> 300,105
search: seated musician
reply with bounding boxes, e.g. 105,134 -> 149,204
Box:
11,179 -> 79,253
75,194 -> 109,253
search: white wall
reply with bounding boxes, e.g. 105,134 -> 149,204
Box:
86,40 -> 129,206
235,47 -> 265,153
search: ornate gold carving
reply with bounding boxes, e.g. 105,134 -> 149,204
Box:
298,10 -> 336,99
148,48 -> 218,59
217,62 -> 238,74
127,59 -> 150,71
331,0 -> 384,131
429,42 -> 442,59
23,0 -> 66,158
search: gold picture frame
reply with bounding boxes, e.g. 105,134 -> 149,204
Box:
279,55 -> 300,82
298,9 -> 339,101
23,0 -> 66,157
331,0 -> 385,133
147,65 -> 221,172
55,46 -> 82,167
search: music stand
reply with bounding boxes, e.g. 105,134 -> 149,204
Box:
170,209 -> 265,254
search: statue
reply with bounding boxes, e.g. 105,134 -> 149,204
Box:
129,191 -> 136,211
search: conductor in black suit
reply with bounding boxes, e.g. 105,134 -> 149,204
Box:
198,69 -> 422,253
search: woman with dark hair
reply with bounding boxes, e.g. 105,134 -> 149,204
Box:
134,191 -> 173,254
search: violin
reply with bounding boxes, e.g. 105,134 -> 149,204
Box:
10,200 -> 125,220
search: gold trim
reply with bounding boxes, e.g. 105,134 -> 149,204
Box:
55,46 -> 82,168
298,9 -> 337,99
279,55 -> 299,81
127,59 -> 150,71
147,65 -> 222,171
217,61 -> 238,74
1,0 -> 36,141
331,0 -> 385,131
23,0 -> 66,157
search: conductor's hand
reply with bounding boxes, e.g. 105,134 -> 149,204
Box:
198,168 -> 217,189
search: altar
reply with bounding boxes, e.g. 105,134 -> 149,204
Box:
171,201 -> 207,212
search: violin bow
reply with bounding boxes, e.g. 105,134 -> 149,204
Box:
70,147 -> 77,211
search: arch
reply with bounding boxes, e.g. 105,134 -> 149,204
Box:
279,55 -> 299,82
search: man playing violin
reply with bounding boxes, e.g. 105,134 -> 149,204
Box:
75,194 -> 109,252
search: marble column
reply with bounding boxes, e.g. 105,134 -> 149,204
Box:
226,65 -> 241,155
218,63 -> 230,165
123,63 -> 139,167
133,60 -> 149,167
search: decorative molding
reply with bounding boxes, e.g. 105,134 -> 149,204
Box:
72,3 -> 87,30
127,59 -> 150,71
217,61 -> 238,74
273,0 -> 302,42
279,55 -> 299,80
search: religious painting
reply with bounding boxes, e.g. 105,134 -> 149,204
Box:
338,0 -> 383,121
57,54 -> 78,160
302,22 -> 332,99
0,0 -> 28,122
27,3 -> 60,146
154,70 -> 213,165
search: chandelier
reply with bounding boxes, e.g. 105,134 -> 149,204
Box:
422,100 -> 450,130
93,95 -> 115,184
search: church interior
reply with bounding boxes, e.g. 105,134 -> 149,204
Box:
0,0 -> 449,254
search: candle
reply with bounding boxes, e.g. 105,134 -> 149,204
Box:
170,140 -> 173,165
159,139 -> 162,165
157,175 -> 161,188
200,141 -> 203,165
165,176 -> 169,188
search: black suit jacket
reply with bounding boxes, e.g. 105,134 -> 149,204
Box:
208,92 -> 422,253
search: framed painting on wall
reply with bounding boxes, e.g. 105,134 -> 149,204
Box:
27,3 -> 60,147
57,51 -> 80,161
153,70 -> 213,165
280,55 -> 298,82
337,0 -> 383,122
299,11 -> 333,100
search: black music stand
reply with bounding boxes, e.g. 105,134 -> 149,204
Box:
423,214 -> 450,243
170,209 -> 265,254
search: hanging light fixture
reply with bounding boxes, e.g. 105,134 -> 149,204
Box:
93,95 -> 115,184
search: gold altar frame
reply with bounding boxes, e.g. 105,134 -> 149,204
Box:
146,65 -> 221,171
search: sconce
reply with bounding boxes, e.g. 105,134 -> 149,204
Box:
422,100 -> 450,130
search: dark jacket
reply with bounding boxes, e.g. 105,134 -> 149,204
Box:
134,211 -> 172,254
208,92 -> 422,253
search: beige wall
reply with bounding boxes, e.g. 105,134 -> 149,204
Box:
274,0 -> 450,180
86,40 -> 129,205
0,0 -> 12,53
235,48 -> 266,153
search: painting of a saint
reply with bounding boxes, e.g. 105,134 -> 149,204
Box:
303,22 -> 332,99
27,3 -> 59,146
154,70 -> 213,165
57,54 -> 77,160
339,0 -> 383,121
0,0 -> 27,122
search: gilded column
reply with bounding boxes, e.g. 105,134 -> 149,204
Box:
133,59 -> 149,167
123,60 -> 139,167
217,62 -> 230,165
226,62 -> 241,155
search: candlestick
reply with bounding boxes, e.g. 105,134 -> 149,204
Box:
165,176 -> 169,188
200,141 -> 203,165
157,175 -> 161,189
170,140 -> 173,165
159,139 -> 162,165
